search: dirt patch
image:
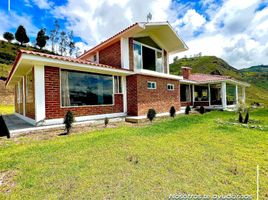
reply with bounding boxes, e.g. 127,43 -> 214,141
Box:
0,170 -> 17,194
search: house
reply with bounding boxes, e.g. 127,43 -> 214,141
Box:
5,22 -> 249,126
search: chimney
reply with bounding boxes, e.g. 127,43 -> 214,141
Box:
181,66 -> 192,79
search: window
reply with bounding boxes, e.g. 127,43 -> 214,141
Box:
133,43 -> 142,70
61,70 -> 113,107
93,54 -> 97,62
26,71 -> 33,103
180,84 -> 191,102
147,81 -> 156,89
194,86 -> 208,101
114,76 -> 122,93
167,84 -> 174,91
133,41 -> 163,73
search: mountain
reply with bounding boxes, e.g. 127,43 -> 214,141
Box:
170,56 -> 268,106
240,65 -> 268,72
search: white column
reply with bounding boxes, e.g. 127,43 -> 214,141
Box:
208,84 -> 211,106
192,85 -> 195,104
121,76 -> 127,114
221,82 -> 227,109
235,85 -> 239,104
34,65 -> 46,124
242,86 -> 246,103
22,76 -> 26,116
120,37 -> 129,70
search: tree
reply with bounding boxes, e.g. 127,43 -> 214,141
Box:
36,28 -> 49,49
3,32 -> 14,43
185,105 -> 191,115
15,25 -> 29,46
59,31 -> 68,56
50,20 -> 60,53
63,111 -> 74,134
68,31 -> 76,56
239,112 -> 243,123
244,111 -> 249,124
170,106 -> 176,118
199,106 -> 205,114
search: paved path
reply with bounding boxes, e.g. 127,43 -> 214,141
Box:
2,114 -> 34,132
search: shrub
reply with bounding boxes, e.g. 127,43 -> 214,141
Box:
239,112 -> 243,123
63,111 -> 74,134
199,106 -> 205,114
104,117 -> 109,127
244,111 -> 249,124
169,106 -> 176,118
147,109 -> 156,122
185,105 -> 191,115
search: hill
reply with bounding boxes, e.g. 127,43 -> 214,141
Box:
170,56 -> 268,106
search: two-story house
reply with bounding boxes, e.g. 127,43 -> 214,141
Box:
5,22 -> 249,126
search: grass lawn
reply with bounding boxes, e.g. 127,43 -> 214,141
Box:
0,105 -> 14,115
0,109 -> 267,199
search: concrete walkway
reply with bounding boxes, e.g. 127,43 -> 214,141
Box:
3,114 -> 34,131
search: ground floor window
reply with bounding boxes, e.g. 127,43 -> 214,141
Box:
114,76 -> 122,94
194,85 -> 208,101
147,81 -> 156,89
180,84 -> 191,102
26,70 -> 34,103
61,70 -> 113,107
167,84 -> 174,91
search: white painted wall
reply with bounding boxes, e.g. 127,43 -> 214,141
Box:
121,76 -> 127,113
34,65 -> 46,125
120,37 -> 129,69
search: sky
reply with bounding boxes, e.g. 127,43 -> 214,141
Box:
0,0 -> 268,69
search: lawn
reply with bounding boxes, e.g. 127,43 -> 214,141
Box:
0,105 -> 14,115
0,109 -> 267,199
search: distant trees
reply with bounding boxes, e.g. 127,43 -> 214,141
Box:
15,25 -> 29,46
3,32 -> 14,43
36,28 -> 49,49
3,23 -> 76,56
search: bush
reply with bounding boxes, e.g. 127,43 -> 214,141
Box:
185,105 -> 191,115
239,112 -> 243,123
104,117 -> 109,127
244,111 -> 249,124
147,109 -> 156,122
169,106 -> 176,118
64,111 -> 74,134
199,106 -> 205,114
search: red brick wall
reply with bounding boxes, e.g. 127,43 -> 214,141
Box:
129,38 -> 134,71
99,41 -> 121,68
45,66 -> 123,119
181,67 -> 191,79
127,74 -> 180,116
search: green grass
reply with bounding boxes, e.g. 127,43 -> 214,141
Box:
0,105 -> 14,115
0,109 -> 268,199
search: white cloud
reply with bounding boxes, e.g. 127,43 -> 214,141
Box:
0,10 -> 38,39
24,0 -> 53,9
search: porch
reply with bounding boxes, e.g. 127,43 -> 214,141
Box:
180,81 -> 247,110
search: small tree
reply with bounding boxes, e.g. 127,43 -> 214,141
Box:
36,28 -> 49,49
104,117 -> 109,127
64,111 -> 74,134
239,112 -> 243,123
185,105 -> 191,115
50,20 -> 60,53
147,109 -> 156,122
15,25 -> 29,46
170,106 -> 176,118
244,111 -> 249,124
3,32 -> 14,43
199,106 -> 205,114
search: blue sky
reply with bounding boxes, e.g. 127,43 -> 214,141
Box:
0,0 -> 268,68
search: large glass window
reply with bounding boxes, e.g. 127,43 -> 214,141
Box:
180,84 -> 191,102
156,51 -> 163,73
133,43 -> 142,70
194,86 -> 208,101
61,70 -> 113,107
142,46 -> 156,71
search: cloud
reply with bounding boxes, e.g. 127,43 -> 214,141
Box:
52,0 -> 173,45
24,0 -> 53,9
0,10 -> 38,39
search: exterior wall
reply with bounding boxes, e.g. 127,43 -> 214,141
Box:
194,102 -> 209,107
181,102 -> 192,107
99,41 -> 121,68
19,79 -> 23,115
163,50 -> 168,74
25,68 -> 35,119
181,67 -> 191,79
127,74 -> 180,116
44,66 -> 124,119
14,85 -> 19,113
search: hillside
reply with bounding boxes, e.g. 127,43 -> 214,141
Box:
170,56 -> 268,106
0,40 -> 56,106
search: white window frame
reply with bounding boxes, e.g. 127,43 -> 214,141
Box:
133,41 -> 164,73
147,81 -> 157,90
167,84 -> 174,91
114,76 -> 122,94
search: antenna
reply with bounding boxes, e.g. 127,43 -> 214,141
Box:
147,12 -> 152,22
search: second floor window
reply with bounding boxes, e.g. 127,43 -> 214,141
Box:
133,41 -> 163,73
